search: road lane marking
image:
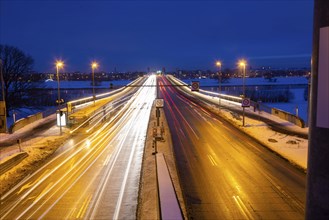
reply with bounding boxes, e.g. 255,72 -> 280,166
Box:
164,88 -> 199,140
103,154 -> 112,166
17,182 -> 34,195
35,182 -> 54,202
199,107 -> 211,117
33,139 -> 114,220
16,169 -> 50,195
11,133 -> 115,220
207,154 -> 218,166
193,108 -> 208,122
113,103 -> 149,219
233,195 -> 253,219
213,117 -> 223,125
87,78 -> 156,219
4,76 -> 155,220
76,194 -> 92,219
4,118 -> 119,202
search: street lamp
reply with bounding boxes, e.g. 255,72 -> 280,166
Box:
239,60 -> 247,127
56,60 -> 64,135
239,60 -> 246,97
216,61 -> 222,111
91,61 -> 98,105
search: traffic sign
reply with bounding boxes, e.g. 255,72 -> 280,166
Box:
155,99 -> 164,108
191,81 -> 200,92
242,98 -> 251,107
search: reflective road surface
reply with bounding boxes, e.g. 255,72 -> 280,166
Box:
159,75 -> 306,220
0,75 -> 156,219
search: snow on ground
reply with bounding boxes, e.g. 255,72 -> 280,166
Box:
0,114 -> 58,160
0,76 -> 309,198
266,88 -> 308,123
4,80 -> 133,128
2,76 -> 309,171
213,98 -> 308,170
6,107 -> 53,129
172,76 -> 308,170
183,76 -> 308,86
0,125 -> 69,195
222,110 -> 308,170
183,76 -> 309,122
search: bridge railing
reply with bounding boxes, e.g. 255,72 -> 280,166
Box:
167,75 -> 306,128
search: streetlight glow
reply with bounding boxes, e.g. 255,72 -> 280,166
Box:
91,61 -> 99,105
55,60 -> 64,135
91,62 -> 98,69
215,60 -> 222,111
56,61 -> 64,68
239,60 -> 246,68
238,59 -> 247,127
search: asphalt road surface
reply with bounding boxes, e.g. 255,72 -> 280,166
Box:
159,75 -> 306,220
0,75 -> 156,220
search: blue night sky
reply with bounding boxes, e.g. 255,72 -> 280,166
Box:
0,0 -> 314,72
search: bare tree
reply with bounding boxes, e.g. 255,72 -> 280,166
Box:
0,44 -> 34,116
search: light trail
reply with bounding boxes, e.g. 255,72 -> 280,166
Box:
0,75 -> 156,220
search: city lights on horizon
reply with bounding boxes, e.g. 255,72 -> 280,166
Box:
51,58 -> 261,73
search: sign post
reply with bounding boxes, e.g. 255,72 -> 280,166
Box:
155,99 -> 164,126
241,98 -> 250,126
56,110 -> 67,127
153,99 -> 165,154
191,81 -> 200,92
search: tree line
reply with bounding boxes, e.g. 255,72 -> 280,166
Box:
0,44 -> 39,116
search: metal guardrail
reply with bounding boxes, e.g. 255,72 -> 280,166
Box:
7,77 -> 146,134
66,77 -> 145,114
167,75 -> 306,128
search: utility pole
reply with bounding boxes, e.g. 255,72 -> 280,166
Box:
306,0 -> 329,219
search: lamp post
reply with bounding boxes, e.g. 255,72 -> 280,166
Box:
239,60 -> 247,127
56,61 -> 64,135
91,62 -> 98,105
216,61 -> 222,111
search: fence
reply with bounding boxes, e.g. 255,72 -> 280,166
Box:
9,112 -> 43,133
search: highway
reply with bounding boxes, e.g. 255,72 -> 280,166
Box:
0,75 -> 156,219
159,76 -> 306,219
